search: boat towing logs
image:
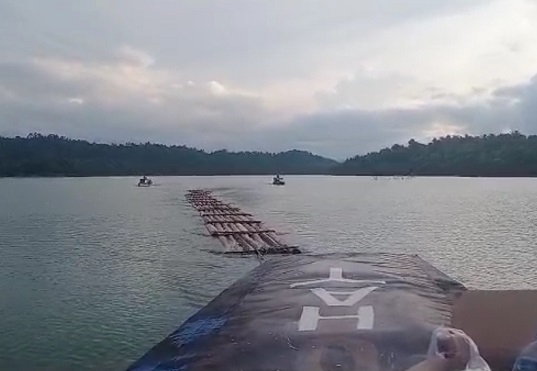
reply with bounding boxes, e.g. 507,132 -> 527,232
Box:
186,189 -> 300,255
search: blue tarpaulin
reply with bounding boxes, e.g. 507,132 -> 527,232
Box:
128,253 -> 465,371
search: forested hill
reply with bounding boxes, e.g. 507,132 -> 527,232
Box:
334,132 -> 537,177
0,134 -> 338,177
5,132 -> 537,177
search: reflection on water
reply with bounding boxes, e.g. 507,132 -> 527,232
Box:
1,176 -> 536,369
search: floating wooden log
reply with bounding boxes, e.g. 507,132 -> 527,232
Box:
196,206 -> 241,212
204,220 -> 262,225
209,229 -> 276,236
200,212 -> 252,217
186,189 -> 300,255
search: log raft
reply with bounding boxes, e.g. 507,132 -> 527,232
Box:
186,190 -> 300,255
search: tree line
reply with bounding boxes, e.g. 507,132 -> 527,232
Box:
0,133 -> 336,176
2,132 -> 537,177
334,131 -> 537,177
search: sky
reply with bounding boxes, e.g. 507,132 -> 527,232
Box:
2,0 -> 537,159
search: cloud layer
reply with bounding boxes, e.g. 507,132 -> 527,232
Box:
2,0 -> 537,158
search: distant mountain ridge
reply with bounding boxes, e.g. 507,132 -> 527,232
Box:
334,131 -> 537,177
0,133 -> 338,177
3,132 -> 537,177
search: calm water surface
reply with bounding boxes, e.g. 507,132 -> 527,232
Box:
1,176 -> 536,370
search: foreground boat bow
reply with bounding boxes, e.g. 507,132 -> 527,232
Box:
127,253 -> 465,371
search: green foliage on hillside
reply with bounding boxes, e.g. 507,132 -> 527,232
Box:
4,132 -> 537,177
0,133 -> 337,176
335,132 -> 537,176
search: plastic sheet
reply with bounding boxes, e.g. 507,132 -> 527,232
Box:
128,253 -> 466,371
428,327 -> 491,371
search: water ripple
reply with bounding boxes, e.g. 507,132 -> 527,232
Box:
1,176 -> 536,369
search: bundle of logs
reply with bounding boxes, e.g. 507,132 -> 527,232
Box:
186,190 -> 300,255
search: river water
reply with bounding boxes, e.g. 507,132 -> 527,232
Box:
1,176 -> 536,370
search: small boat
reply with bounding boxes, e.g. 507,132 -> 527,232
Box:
137,176 -> 153,187
272,175 -> 285,185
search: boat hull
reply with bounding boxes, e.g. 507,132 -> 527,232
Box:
127,253 -> 464,371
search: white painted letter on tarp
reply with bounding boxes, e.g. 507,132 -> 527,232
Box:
310,287 -> 379,307
298,305 -> 374,331
290,267 -> 386,288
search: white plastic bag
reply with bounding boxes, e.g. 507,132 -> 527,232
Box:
427,327 -> 491,371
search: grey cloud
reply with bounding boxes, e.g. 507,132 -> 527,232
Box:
0,57 -> 268,148
255,109 -> 428,160
1,0 -> 491,84
255,75 -> 537,159
0,61 -> 90,101
493,75 -> 537,98
1,0 -> 121,63
1,0 -> 537,159
316,72 -> 423,110
2,53 -> 537,159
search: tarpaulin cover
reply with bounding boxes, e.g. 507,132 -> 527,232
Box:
128,253 -> 465,371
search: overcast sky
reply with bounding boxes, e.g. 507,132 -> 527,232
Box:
2,0 -> 537,158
